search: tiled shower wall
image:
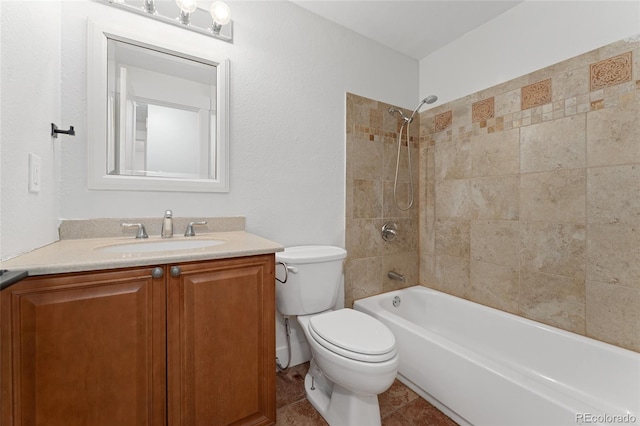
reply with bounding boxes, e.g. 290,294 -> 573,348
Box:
346,36 -> 639,352
345,95 -> 419,308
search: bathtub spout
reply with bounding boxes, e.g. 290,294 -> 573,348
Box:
388,271 -> 405,281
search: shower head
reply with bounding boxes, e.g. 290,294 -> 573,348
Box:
389,94 -> 438,124
422,95 -> 438,104
407,94 -> 438,121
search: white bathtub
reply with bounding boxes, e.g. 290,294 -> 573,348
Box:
354,286 -> 640,426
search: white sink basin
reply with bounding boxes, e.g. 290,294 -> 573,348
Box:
97,239 -> 226,253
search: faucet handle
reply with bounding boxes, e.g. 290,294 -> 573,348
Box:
381,222 -> 398,242
184,221 -> 208,237
121,223 -> 148,239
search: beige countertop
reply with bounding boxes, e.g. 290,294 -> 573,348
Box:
2,231 -> 284,276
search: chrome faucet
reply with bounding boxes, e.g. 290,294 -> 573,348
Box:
161,210 -> 173,238
184,221 -> 208,237
388,271 -> 405,282
121,223 -> 148,239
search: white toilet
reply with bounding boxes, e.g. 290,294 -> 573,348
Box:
275,246 -> 399,426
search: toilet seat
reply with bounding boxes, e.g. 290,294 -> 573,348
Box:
308,309 -> 397,363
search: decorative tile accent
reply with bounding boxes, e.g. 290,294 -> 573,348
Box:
434,111 -> 452,132
472,97 -> 494,123
590,52 -> 632,91
522,79 -> 552,110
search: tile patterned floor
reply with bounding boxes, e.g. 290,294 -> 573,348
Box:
276,363 -> 457,426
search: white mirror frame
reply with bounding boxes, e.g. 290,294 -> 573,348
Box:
87,19 -> 229,192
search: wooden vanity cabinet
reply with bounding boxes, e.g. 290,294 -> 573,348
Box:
0,266 -> 167,426
167,255 -> 275,426
0,254 -> 276,426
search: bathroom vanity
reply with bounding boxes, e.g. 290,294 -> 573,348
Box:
0,219 -> 282,426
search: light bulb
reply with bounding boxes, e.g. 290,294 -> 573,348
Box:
175,0 -> 197,14
210,1 -> 231,25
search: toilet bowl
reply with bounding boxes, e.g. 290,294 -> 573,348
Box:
275,246 -> 399,426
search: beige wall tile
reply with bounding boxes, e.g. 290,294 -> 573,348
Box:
435,137 -> 471,180
586,223 -> 640,289
586,280 -> 640,352
420,252 -> 436,286
435,179 -> 471,218
383,251 -> 419,291
345,218 -> 384,259
421,178 -> 435,218
435,218 -> 470,258
586,99 -> 640,167
553,67 -> 590,101
519,270 -> 585,333
435,254 -> 470,298
520,223 -> 586,279
353,99 -> 377,127
384,107 -> 403,131
520,115 -> 586,173
348,137 -> 383,180
451,96 -> 473,127
470,220 -> 520,267
469,260 -> 519,314
588,165 -> 640,224
470,175 -> 519,220
346,256 -> 384,300
383,142 -> 416,183
419,144 -> 428,184
383,218 -> 418,255
520,169 -> 586,223
425,145 -> 436,181
470,128 -> 520,177
419,215 -> 435,254
432,127 -> 452,146
352,179 -> 382,219
345,175 -> 354,220
383,181 -> 414,218
495,88 -> 521,117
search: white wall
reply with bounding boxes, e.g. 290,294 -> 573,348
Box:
57,0 -> 418,251
419,1 -> 640,106
1,1 -> 61,260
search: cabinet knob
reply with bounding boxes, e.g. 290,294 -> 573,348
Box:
151,267 -> 164,278
170,266 -> 181,277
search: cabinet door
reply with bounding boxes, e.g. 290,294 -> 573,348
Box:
0,267 -> 166,426
167,255 -> 275,426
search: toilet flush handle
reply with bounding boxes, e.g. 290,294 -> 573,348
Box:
276,262 -> 288,283
276,262 -> 299,283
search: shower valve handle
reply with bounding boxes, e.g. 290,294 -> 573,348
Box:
382,222 -> 398,242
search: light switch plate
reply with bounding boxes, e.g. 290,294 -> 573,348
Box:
29,153 -> 42,193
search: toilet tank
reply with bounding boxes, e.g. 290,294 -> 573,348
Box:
275,246 -> 347,316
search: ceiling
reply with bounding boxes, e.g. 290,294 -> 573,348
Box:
290,0 -> 523,60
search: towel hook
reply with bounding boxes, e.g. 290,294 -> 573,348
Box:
51,123 -> 75,138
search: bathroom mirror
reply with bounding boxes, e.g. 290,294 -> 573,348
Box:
87,20 -> 229,192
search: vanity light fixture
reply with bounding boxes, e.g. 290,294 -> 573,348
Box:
210,1 -> 231,34
98,0 -> 233,43
175,0 -> 197,25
